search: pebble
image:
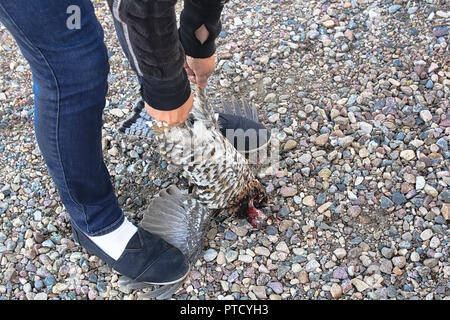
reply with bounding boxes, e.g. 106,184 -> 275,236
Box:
419,110 -> 433,122
302,195 -> 315,207
299,154 -> 312,165
442,204 -> 450,220
424,185 -> 438,197
410,252 -> 420,262
267,282 -> 283,295
415,176 -> 425,190
283,140 -> 297,151
305,259 -> 320,272
380,196 -> 394,209
420,229 -> 433,241
351,279 -> 370,292
333,248 -> 347,259
400,150 -> 415,161
323,20 -> 335,28
224,229 -> 237,241
203,249 -> 218,262
332,267 -> 348,280
275,241 -> 290,254
225,250 -> 238,263
392,256 -> 406,269
268,113 -> 279,123
34,293 -> 48,300
318,168 -> 331,179
0,0 -> 448,302
238,254 -> 253,264
264,93 -> 277,103
381,247 -> 394,259
388,5 -> 402,14
280,186 -> 297,197
315,133 -> 329,146
392,192 -> 407,205
330,283 -> 342,299
430,236 -> 441,249
251,286 -> 267,299
255,246 -> 270,257
380,259 -> 393,274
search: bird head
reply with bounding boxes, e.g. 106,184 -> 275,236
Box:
232,179 -> 267,229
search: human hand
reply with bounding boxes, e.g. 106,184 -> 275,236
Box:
184,24 -> 216,88
145,93 -> 193,126
184,54 -> 216,88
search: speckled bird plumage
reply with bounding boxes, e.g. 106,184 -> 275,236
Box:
149,86 -> 265,213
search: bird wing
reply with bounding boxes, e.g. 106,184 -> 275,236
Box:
118,185 -> 211,299
139,184 -> 212,263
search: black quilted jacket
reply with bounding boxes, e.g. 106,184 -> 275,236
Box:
107,0 -> 228,110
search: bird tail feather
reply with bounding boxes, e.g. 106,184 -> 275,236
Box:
215,96 -> 260,123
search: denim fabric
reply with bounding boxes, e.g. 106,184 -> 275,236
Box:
0,0 -> 124,235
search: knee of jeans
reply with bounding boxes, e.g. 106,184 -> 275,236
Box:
63,38 -> 110,98
31,35 -> 110,112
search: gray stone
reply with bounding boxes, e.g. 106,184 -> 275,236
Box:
332,267 -> 348,280
392,192 -> 407,205
380,259 -> 393,274
381,247 -> 394,259
380,196 -> 394,209
203,249 -> 218,262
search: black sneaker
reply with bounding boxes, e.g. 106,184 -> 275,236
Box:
119,97 -> 271,155
71,222 -> 190,285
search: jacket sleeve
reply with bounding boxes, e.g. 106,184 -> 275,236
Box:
179,0 -> 228,58
109,0 -> 190,111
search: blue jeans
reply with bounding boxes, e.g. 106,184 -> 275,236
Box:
0,0 -> 134,235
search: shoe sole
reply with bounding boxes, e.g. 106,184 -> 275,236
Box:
142,266 -> 191,286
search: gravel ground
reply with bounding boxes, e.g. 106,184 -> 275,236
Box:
0,0 -> 449,300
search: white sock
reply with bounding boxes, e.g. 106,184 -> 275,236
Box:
86,217 -> 138,260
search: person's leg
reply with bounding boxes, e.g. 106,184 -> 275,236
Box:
0,0 -> 189,284
0,0 -> 122,236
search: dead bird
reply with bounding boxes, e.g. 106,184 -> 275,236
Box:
120,86 -> 270,228
117,86 -> 272,298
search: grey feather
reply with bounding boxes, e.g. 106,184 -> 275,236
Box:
139,185 -> 212,264
221,99 -> 234,115
219,96 -> 260,123
231,96 -> 243,117
118,276 -> 184,299
243,99 -> 259,123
